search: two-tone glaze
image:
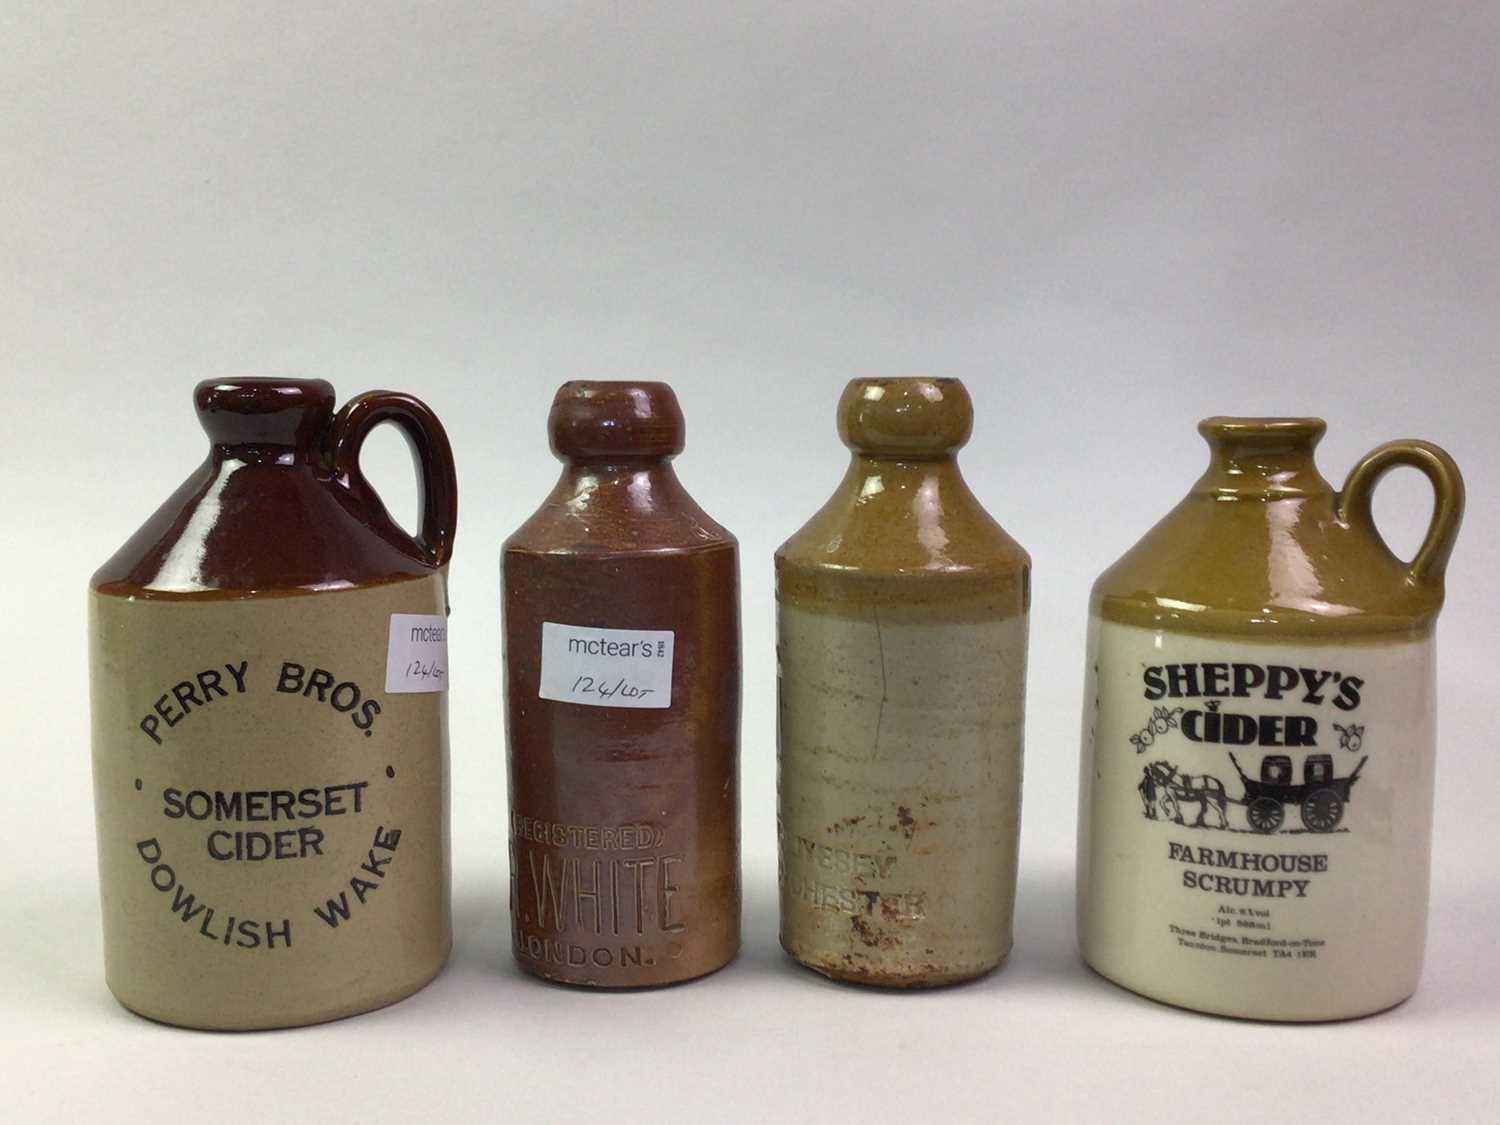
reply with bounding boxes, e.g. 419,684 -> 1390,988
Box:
1078,418 -> 1464,1020
776,378 -> 1030,987
90,378 -> 458,1029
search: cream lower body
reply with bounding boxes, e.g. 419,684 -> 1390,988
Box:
90,578 -> 451,1030
1078,618 -> 1435,1021
777,603 -> 1026,986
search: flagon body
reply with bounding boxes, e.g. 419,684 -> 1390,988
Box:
1078,417 -> 1463,1021
89,379 -> 459,1030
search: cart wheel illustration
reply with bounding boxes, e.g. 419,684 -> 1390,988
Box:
1246,796 -> 1284,833
1300,788 -> 1344,832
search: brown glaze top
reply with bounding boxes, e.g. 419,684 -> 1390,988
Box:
1094,416 -> 1465,637
548,379 -> 686,461
505,382 -> 734,557
776,378 -> 1030,613
93,378 -> 458,599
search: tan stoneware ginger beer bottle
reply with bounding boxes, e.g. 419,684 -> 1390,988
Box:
1078,417 -> 1464,1020
776,377 -> 1030,986
89,378 -> 458,1030
503,381 -> 741,986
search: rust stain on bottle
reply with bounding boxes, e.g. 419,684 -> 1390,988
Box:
776,377 -> 1030,988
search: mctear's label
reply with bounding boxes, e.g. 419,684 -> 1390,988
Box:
385,613 -> 449,694
538,622 -> 674,708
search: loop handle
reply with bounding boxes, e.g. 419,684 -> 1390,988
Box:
332,391 -> 458,568
1336,439 -> 1464,589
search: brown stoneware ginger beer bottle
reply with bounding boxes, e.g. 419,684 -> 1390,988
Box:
1078,418 -> 1465,1020
503,382 -> 741,986
89,378 -> 458,1030
776,378 -> 1030,986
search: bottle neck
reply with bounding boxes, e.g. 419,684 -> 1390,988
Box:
848,451 -> 961,477
512,452 -> 731,554
562,454 -> 676,476
1192,446 -> 1332,498
842,453 -> 975,542
558,456 -> 683,509
207,441 -> 325,467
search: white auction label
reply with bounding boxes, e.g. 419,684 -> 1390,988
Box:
538,621 -> 674,708
385,613 -> 450,693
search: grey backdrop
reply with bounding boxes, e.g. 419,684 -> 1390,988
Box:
3,3 -> 1497,1122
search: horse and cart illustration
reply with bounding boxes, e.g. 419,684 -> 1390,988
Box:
1139,753 -> 1368,833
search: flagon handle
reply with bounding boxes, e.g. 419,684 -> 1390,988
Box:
332,390 -> 459,568
1337,439 -> 1464,590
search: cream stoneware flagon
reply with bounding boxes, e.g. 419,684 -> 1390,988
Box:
1077,417 -> 1464,1021
776,378 -> 1030,987
89,378 -> 458,1030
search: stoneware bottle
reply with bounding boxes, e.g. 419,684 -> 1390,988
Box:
503,381 -> 740,986
776,377 -> 1030,987
1078,417 -> 1464,1021
89,378 -> 458,1030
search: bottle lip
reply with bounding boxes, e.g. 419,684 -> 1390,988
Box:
1198,416 -> 1327,443
847,375 -> 966,394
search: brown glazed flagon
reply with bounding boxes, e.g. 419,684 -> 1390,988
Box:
89,378 -> 459,1030
503,382 -> 741,986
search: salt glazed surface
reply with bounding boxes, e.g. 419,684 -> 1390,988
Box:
502,382 -> 742,987
776,377 -> 1030,987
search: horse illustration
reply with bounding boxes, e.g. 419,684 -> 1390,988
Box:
1139,761 -> 1229,829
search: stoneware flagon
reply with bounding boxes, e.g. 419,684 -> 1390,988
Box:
503,381 -> 741,986
89,378 -> 458,1030
1077,417 -> 1464,1021
776,377 -> 1030,986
